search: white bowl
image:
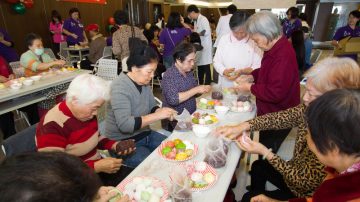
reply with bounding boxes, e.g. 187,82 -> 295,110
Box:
30,75 -> 41,81
10,83 -> 22,90
192,125 -> 211,138
23,79 -> 34,86
215,105 -> 229,116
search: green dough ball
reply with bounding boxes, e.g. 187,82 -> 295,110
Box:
161,147 -> 171,155
175,142 -> 186,150
192,118 -> 199,124
109,189 -> 123,202
141,191 -> 151,201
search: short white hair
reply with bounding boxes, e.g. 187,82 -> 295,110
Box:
246,11 -> 282,42
66,74 -> 110,105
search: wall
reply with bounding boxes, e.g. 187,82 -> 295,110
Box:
0,0 -> 124,54
313,2 -> 334,41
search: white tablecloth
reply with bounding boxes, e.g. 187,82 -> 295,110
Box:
118,109 -> 256,202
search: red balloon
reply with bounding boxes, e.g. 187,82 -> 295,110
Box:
108,17 -> 115,25
6,0 -> 18,3
23,0 -> 34,8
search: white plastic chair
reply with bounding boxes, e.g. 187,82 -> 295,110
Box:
9,61 -> 25,78
44,48 -> 56,59
121,56 -> 128,73
95,58 -> 118,81
58,42 -> 68,58
102,46 -> 113,59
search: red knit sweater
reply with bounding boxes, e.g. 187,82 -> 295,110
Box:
251,36 -> 300,116
36,101 -> 116,169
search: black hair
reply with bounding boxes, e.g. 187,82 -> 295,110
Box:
183,17 -> 193,26
113,10 -> 129,25
300,26 -> 309,34
229,11 -> 250,30
110,25 -> 119,34
172,42 -> 196,63
51,10 -> 62,23
227,4 -> 237,14
167,12 -> 183,30
299,13 -> 307,21
127,44 -> 158,71
187,5 -> 199,13
143,25 -> 160,42
25,33 -> 42,49
0,152 -> 102,202
157,13 -> 165,29
349,10 -> 360,18
291,30 -> 305,70
286,7 -> 299,19
69,7 -> 80,18
306,89 -> 360,157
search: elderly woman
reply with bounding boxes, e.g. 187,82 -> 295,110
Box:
62,8 -> 88,46
251,89 -> 360,202
161,42 -> 211,131
20,33 -> 66,77
159,12 -> 192,69
233,11 -> 300,154
217,57 -> 360,201
36,74 -> 136,186
105,45 -> 177,167
112,10 -> 147,62
0,152 -> 130,202
213,11 -> 262,88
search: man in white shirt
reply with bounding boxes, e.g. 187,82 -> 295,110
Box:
187,5 -> 213,85
213,11 -> 263,88
214,4 -> 237,48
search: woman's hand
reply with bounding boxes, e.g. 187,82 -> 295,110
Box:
194,85 -> 211,94
215,122 -> 250,140
0,75 -> 8,83
155,107 -> 178,120
236,135 -> 268,155
233,82 -> 252,94
53,60 -> 66,66
251,194 -> 282,202
94,158 -> 122,174
94,186 -> 131,202
72,33 -> 78,39
8,74 -> 15,80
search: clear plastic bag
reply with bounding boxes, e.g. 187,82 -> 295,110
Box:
203,137 -> 230,168
170,166 -> 192,202
174,109 -> 192,131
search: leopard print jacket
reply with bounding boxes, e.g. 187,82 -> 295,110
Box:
248,104 -> 326,198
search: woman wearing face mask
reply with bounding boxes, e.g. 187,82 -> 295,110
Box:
216,57 -> 360,202
63,8 -> 88,46
20,33 -> 66,77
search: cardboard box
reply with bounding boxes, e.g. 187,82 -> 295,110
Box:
334,36 -> 360,55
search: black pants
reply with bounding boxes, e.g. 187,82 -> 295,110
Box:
0,112 -> 16,140
98,165 -> 134,186
52,43 -> 60,58
197,64 -> 211,85
20,104 -> 40,125
259,128 -> 291,159
241,160 -> 295,202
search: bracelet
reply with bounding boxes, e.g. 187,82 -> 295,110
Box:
262,148 -> 273,160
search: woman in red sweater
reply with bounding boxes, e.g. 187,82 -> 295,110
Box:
234,11 -> 300,153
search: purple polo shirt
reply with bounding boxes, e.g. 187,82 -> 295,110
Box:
282,18 -> 302,38
0,28 -> 19,63
161,65 -> 198,114
63,18 -> 85,45
159,27 -> 191,57
333,25 -> 360,61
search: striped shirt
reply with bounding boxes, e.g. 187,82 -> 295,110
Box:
20,50 -> 53,76
36,101 -> 116,169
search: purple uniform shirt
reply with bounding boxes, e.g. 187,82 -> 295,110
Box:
63,18 -> 85,45
333,25 -> 360,61
0,28 -> 19,63
159,27 -> 191,57
161,65 -> 198,114
282,18 -> 302,38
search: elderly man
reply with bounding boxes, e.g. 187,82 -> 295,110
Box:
214,11 -> 262,88
36,74 -> 135,186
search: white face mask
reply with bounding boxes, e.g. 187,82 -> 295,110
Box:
34,48 -> 44,56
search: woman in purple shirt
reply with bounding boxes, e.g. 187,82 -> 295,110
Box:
159,12 -> 192,69
63,8 -> 88,46
282,7 -> 302,38
332,10 -> 360,61
161,42 -> 211,131
0,28 -> 19,63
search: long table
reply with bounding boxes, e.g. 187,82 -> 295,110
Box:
0,70 -> 91,115
118,109 -> 256,202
